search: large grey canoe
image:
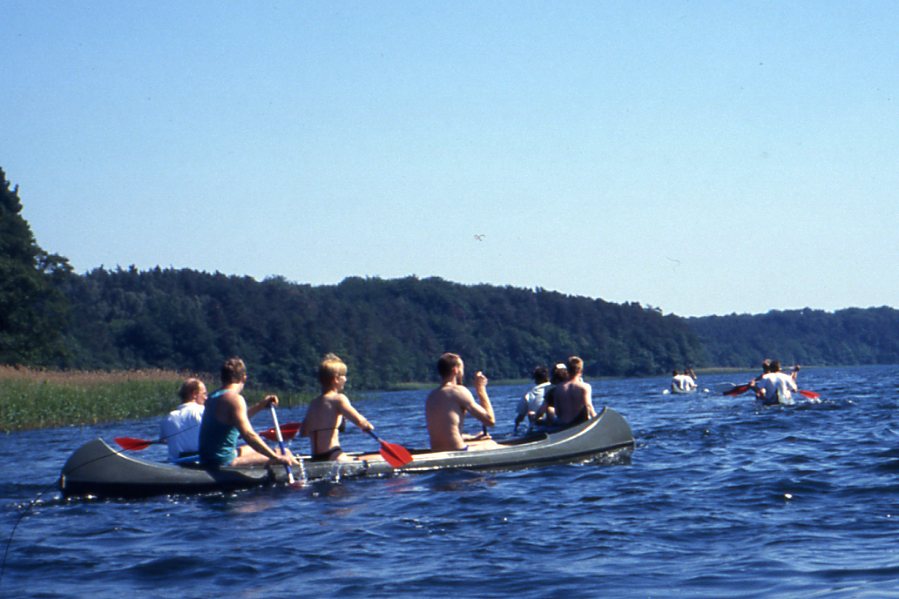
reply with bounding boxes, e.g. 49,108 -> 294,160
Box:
59,406 -> 634,499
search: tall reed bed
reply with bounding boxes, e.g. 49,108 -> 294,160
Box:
0,366 -> 310,432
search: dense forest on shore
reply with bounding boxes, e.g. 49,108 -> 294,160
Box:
57,268 -> 704,389
3,167 -> 897,391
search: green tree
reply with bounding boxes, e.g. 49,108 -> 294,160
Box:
0,168 -> 72,364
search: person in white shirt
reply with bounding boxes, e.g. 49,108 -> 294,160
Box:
514,366 -> 550,432
160,378 -> 207,462
755,360 -> 798,405
671,369 -> 697,393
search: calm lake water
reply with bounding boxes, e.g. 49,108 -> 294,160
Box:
2,365 -> 898,597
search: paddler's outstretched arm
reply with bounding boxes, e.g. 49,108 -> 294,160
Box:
233,394 -> 292,465
338,394 -> 374,432
247,394 -> 277,418
470,371 -> 496,428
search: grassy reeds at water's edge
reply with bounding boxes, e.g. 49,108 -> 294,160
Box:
0,366 -> 311,433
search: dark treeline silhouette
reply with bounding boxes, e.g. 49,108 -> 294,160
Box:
3,166 -> 897,390
688,307 -> 899,369
0,167 -> 72,364
58,268 -> 704,389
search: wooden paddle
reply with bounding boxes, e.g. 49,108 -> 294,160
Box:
115,421 -> 301,451
366,430 -> 413,468
269,406 -> 295,484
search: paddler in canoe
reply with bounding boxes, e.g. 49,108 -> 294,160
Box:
750,360 -> 800,405
159,377 -> 207,462
301,353 -> 376,462
425,352 -> 501,451
670,368 -> 698,393
198,357 -> 298,468
514,365 -> 551,433
533,362 -> 569,425
548,356 -> 597,426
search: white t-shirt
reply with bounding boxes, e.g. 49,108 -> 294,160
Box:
517,382 -> 550,419
672,374 -> 696,391
759,372 -> 798,405
160,402 -> 205,462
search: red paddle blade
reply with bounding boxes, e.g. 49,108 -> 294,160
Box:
259,422 -> 301,442
723,383 -> 751,396
279,422 -> 301,441
114,437 -> 154,451
798,389 -> 820,399
379,441 -> 413,468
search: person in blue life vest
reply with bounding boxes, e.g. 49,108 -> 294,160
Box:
159,377 -> 207,462
198,357 -> 297,468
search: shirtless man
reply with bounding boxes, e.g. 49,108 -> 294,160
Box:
425,352 -> 499,451
302,353 -> 374,462
198,357 -> 296,468
552,356 -> 596,426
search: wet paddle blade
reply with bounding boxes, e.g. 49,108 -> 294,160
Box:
379,441 -> 414,468
798,389 -> 820,399
114,437 -> 155,451
723,383 -> 752,396
259,422 -> 301,442
365,430 -> 413,468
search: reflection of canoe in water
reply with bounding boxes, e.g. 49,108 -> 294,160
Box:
59,407 -> 635,499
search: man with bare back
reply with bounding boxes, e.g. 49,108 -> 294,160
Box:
552,356 -> 596,426
425,352 -> 499,451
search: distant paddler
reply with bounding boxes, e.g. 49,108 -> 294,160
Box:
751,360 -> 799,405
671,368 -> 697,393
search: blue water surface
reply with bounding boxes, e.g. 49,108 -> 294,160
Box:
1,365 -> 897,597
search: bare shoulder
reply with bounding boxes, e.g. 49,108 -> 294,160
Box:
220,390 -> 244,408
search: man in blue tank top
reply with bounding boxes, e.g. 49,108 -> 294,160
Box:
198,357 -> 297,468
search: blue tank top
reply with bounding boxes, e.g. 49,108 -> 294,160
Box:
198,390 -> 240,466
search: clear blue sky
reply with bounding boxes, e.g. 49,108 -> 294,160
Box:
3,1 -> 897,317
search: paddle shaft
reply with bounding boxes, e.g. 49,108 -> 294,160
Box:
269,406 -> 295,484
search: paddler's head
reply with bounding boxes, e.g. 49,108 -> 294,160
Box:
221,357 -> 247,387
318,353 -> 348,391
179,377 -> 207,405
437,352 -> 464,384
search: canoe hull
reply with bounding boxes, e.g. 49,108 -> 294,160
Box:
60,406 -> 634,499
